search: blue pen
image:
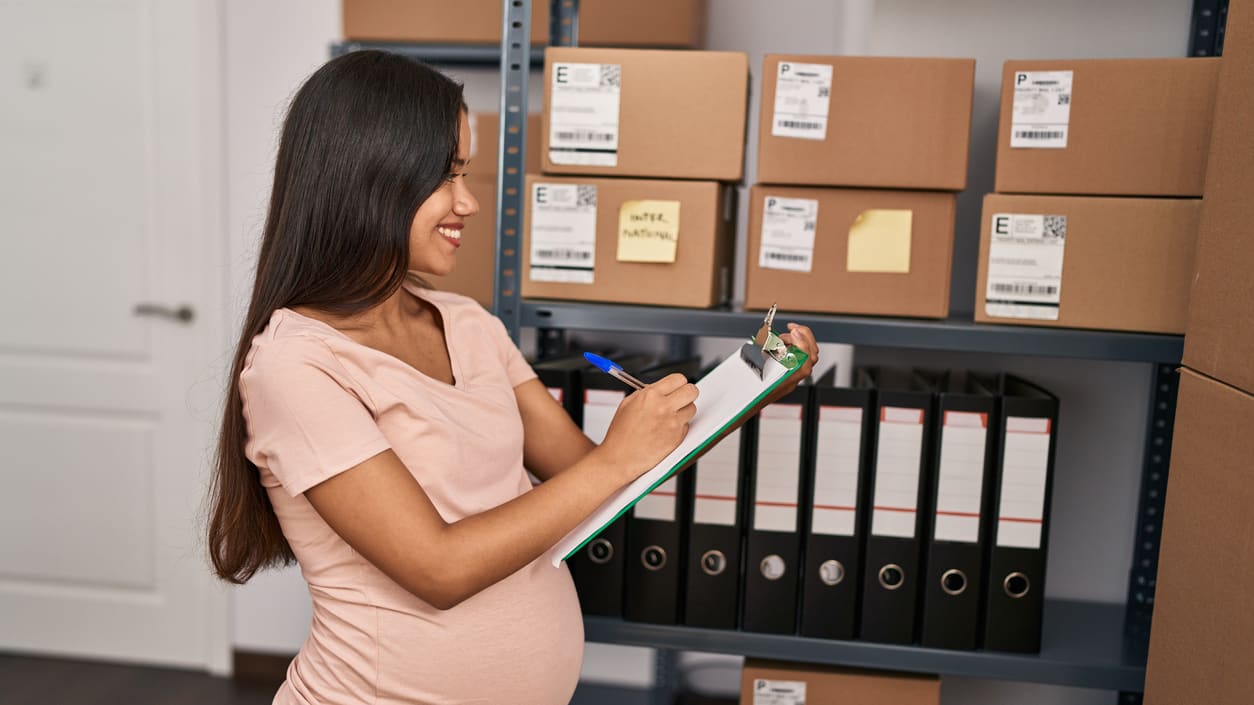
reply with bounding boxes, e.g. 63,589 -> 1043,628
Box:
583,352 -> 647,391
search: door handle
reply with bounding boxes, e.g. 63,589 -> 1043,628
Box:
133,303 -> 195,323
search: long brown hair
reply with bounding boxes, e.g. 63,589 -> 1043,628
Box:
207,51 -> 465,583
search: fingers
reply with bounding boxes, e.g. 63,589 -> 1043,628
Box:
647,373 -> 699,409
782,323 -> 820,362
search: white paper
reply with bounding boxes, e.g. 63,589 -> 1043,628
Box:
752,403 -> 804,532
1011,70 -> 1073,148
870,406 -> 924,538
693,428 -> 742,526
760,196 -> 818,272
985,213 -> 1067,321
933,411 -> 989,543
811,406 -> 862,536
752,678 -> 806,705
549,62 -> 621,166
996,416 -> 1052,549
546,386 -> 563,403
552,349 -> 795,564
771,60 -> 833,140
530,183 -> 596,284
581,389 -> 623,444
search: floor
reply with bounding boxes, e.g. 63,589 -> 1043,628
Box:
0,652 -> 734,705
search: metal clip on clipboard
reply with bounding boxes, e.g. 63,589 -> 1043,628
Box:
739,302 -> 793,379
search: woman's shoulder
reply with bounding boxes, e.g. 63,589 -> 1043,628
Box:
244,309 -> 347,374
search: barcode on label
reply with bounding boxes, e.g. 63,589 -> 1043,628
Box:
555,130 -> 616,143
766,252 -> 808,262
535,248 -> 592,260
991,282 -> 1057,295
1014,130 -> 1065,140
778,119 -> 823,130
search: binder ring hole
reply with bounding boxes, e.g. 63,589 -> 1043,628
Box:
819,559 -> 845,586
941,569 -> 968,596
700,550 -> 727,576
586,538 -> 613,565
878,564 -> 905,590
641,546 -> 667,571
1004,572 -> 1030,599
760,554 -> 786,581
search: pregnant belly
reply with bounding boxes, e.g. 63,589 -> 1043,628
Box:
373,560 -> 584,704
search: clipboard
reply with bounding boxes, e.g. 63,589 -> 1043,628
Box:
550,341 -> 809,566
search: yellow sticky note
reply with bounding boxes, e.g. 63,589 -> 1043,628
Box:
617,200 -> 681,263
847,209 -> 912,273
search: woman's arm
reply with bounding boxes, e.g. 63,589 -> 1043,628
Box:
304,373 -> 697,610
514,378 -> 596,482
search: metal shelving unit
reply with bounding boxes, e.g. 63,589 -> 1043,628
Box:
521,300 -> 1184,363
337,1 -> 1230,702
587,599 -> 1146,692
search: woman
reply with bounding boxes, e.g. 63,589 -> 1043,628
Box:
207,50 -> 818,705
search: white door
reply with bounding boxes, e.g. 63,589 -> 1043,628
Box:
0,0 -> 228,670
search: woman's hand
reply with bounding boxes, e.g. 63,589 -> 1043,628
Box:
596,373 -> 699,483
767,322 -> 820,403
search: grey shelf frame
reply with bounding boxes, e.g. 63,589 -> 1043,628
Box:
521,300 -> 1184,363
585,599 -> 1147,693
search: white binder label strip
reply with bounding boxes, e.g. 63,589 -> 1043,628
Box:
811,406 -> 863,536
933,411 -> 989,543
771,60 -> 833,141
753,403 -> 804,532
996,416 -> 1052,549
634,476 -> 677,521
759,196 -> 819,273
530,183 -> 597,284
1010,70 -> 1073,149
693,428 -> 742,526
582,389 -> 623,444
549,62 -> 621,166
871,407 -> 925,538
985,212 -> 1066,321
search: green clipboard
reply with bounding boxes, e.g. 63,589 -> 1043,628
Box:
549,341 -> 808,565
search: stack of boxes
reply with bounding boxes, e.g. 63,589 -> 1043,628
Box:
975,58 -> 1220,334
521,48 -> 749,308
1146,4 -> 1254,701
744,55 -> 976,319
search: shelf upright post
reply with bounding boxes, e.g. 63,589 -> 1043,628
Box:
493,0 -> 535,342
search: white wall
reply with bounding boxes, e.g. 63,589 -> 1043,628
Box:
222,0 -> 1193,702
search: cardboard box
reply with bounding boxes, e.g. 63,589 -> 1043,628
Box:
1182,1 -> 1254,394
1144,369 -> 1254,705
740,659 -> 939,705
757,55 -> 974,190
342,0 -> 706,48
541,48 -> 749,181
521,175 -> 734,307
468,112 -> 542,175
994,58 -> 1220,196
424,174 -> 498,308
974,194 -> 1200,334
744,185 -> 956,319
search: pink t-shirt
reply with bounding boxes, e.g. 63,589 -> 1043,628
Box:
239,284 -> 583,705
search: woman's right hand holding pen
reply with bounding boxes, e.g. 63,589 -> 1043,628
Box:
597,373 -> 699,484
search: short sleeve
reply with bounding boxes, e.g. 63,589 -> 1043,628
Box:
240,337 -> 392,497
487,313 -> 538,388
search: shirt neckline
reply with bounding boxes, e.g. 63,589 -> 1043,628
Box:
278,284 -> 465,391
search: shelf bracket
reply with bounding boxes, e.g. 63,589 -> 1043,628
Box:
1123,364 -> 1179,648
492,0 -> 535,342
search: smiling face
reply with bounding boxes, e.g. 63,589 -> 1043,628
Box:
408,111 -> 479,277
